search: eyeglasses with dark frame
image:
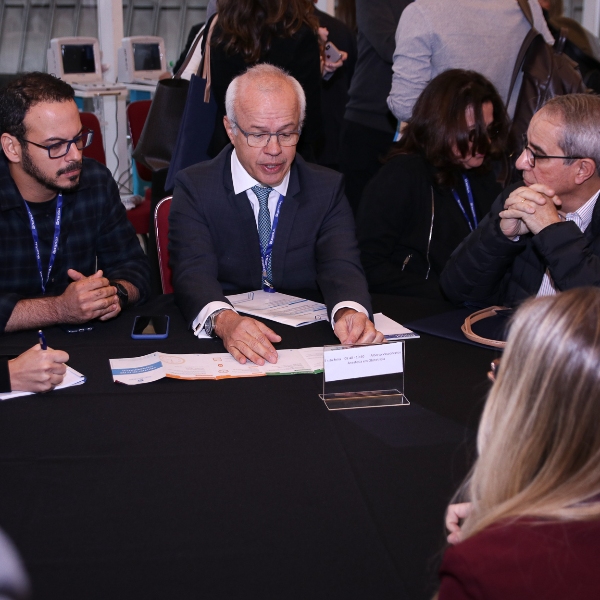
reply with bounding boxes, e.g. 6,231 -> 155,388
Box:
521,134 -> 583,168
233,122 -> 300,148
20,128 -> 94,159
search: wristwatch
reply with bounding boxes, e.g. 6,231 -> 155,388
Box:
109,280 -> 129,309
203,309 -> 228,338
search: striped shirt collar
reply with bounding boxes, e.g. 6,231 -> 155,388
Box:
564,189 -> 600,232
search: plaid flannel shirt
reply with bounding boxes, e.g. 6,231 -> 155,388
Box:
0,155 -> 150,332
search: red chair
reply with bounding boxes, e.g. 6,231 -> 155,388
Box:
126,100 -> 153,235
126,100 -> 153,182
79,112 -> 106,165
154,196 -> 173,294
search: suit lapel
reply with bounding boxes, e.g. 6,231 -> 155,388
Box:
225,156 -> 264,287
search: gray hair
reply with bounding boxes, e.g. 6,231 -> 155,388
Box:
541,94 -> 600,176
225,63 -> 306,133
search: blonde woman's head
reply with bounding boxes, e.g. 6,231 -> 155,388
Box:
461,287 -> 600,538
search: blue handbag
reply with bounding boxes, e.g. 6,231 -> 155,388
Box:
165,15 -> 218,191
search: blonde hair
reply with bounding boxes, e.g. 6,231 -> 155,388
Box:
458,287 -> 600,540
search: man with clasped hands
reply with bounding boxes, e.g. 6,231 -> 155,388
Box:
169,64 -> 383,365
441,94 -> 600,306
0,72 -> 149,333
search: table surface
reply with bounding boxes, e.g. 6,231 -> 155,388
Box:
0,294 -> 498,600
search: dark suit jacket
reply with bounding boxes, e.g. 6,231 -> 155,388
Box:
169,146 -> 372,327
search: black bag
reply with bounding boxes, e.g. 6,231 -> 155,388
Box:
132,78 -> 190,171
132,17 -> 214,172
508,0 -> 588,155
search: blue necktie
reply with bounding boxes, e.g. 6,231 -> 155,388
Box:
252,185 -> 274,286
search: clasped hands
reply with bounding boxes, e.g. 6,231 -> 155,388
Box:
214,307 -> 384,366
499,184 -> 562,239
58,269 -> 121,323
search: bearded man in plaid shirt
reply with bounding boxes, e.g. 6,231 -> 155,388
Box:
0,72 -> 149,333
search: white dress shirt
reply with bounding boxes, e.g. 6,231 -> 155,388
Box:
536,190 -> 600,297
192,150 -> 368,336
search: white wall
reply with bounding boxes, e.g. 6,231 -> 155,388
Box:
315,0 -> 335,16
583,0 -> 600,35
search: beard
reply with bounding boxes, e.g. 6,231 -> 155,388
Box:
21,147 -> 82,193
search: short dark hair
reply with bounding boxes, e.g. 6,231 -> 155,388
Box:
0,72 -> 75,139
389,69 -> 509,187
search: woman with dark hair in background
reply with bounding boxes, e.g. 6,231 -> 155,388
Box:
439,287 -> 600,598
357,69 -> 509,300
208,0 -> 323,160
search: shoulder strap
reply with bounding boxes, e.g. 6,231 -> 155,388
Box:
516,0 -> 534,27
174,23 -> 207,79
201,13 -> 219,103
507,27 -> 540,105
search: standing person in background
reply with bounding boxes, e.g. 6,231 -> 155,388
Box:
208,0 -> 323,162
339,0 -> 413,214
335,0 -> 356,33
439,287 -> 600,599
357,70 -> 508,300
313,3 -> 357,171
388,0 -> 553,125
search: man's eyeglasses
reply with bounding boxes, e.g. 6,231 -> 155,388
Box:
234,123 -> 300,148
21,129 -> 94,159
521,134 -> 583,168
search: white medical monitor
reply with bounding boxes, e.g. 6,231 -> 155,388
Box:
47,37 -> 103,84
118,36 -> 166,83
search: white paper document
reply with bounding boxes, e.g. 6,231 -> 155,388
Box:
373,313 -> 419,340
323,343 -> 404,383
110,352 -> 166,385
226,291 -> 329,327
0,366 -> 86,401
110,347 -> 326,385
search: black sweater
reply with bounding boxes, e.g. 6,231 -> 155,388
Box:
357,153 -> 501,299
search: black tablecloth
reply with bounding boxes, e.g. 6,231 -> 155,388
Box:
0,295 -> 498,600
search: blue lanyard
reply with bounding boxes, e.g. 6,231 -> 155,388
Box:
451,175 -> 478,231
23,193 -> 63,294
261,193 -> 284,293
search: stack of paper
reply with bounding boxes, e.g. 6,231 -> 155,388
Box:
226,291 -> 329,327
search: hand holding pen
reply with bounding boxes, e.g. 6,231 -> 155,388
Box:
7,330 -> 69,393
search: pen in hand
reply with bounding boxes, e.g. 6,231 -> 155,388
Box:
38,329 -> 47,350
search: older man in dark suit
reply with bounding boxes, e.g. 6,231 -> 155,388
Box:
169,64 -> 382,365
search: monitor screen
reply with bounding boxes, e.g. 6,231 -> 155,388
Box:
61,44 -> 96,74
132,43 -> 162,71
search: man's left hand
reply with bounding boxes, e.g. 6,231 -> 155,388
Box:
333,308 -> 385,345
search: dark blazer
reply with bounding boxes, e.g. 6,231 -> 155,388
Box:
440,183 -> 600,307
169,146 -> 372,327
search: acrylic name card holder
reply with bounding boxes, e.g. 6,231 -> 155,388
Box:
319,341 -> 409,410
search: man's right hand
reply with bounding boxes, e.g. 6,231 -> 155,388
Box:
8,345 -> 69,392
59,269 -> 120,323
214,310 -> 281,365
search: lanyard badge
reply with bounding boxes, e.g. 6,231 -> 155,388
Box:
451,175 -> 478,232
23,193 -> 63,294
261,193 -> 284,293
